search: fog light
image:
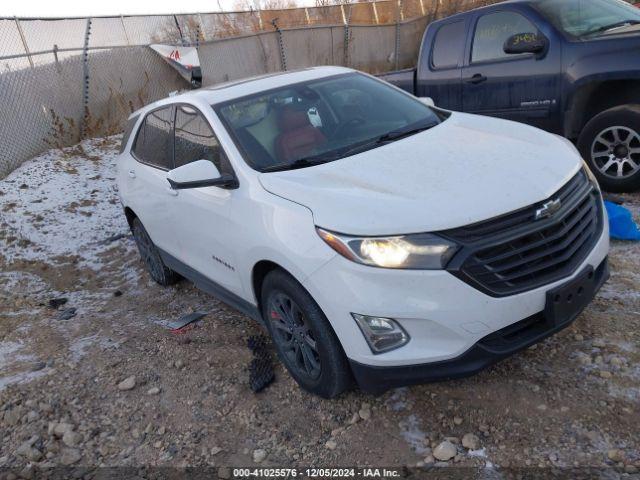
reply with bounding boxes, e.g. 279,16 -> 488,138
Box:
352,313 -> 410,354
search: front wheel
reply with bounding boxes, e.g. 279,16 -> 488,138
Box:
261,270 -> 353,398
578,104 -> 640,192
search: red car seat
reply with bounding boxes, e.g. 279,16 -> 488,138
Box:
274,107 -> 327,162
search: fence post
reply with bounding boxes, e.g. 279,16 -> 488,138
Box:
120,15 -> 131,45
394,0 -> 403,70
81,17 -> 92,140
174,15 -> 185,46
14,18 -> 34,68
343,4 -> 352,68
271,19 -> 287,71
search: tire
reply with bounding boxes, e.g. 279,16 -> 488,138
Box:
578,104 -> 640,192
261,270 -> 353,398
131,218 -> 180,286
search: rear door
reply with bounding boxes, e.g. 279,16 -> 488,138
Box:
127,105 -> 179,257
461,8 -> 562,132
416,18 -> 469,110
167,104 -> 243,296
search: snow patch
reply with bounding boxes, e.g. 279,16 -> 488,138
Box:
399,414 -> 429,455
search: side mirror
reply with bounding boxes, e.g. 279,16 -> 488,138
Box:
419,97 -> 435,107
503,32 -> 548,55
167,160 -> 238,190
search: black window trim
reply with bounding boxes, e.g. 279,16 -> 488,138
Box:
429,19 -> 468,71
131,102 -> 238,184
469,8 -> 541,66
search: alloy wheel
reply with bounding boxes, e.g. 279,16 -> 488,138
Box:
268,293 -> 321,380
591,126 -> 640,179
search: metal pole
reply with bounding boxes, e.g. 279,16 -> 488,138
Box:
14,18 -> 34,68
395,0 -> 402,70
271,18 -> 287,71
343,4 -> 352,68
174,15 -> 185,46
372,2 -> 380,24
81,17 -> 92,139
120,15 -> 131,45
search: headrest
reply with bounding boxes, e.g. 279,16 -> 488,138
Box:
277,107 -> 310,131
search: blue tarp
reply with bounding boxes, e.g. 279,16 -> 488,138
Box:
605,201 -> 640,241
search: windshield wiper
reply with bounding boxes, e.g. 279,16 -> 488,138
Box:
261,155 -> 334,173
585,20 -> 640,36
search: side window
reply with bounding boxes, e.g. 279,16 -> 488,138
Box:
132,106 -> 174,170
472,11 -> 538,63
431,21 -> 467,70
174,105 -> 229,174
119,114 -> 139,154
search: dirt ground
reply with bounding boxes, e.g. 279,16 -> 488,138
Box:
0,138 -> 638,478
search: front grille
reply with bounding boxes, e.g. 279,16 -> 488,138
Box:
443,170 -> 603,297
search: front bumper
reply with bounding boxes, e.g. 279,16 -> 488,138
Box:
350,257 -> 609,394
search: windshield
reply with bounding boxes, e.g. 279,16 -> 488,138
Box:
214,73 -> 445,172
534,0 -> 640,37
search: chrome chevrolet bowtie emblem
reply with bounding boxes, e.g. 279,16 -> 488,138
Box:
535,199 -> 562,220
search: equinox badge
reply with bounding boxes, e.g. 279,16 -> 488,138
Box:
535,199 -> 562,220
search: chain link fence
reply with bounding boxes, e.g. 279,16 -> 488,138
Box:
0,0 -> 499,178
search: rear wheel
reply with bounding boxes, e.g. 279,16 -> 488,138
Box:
261,270 -> 353,398
131,218 -> 180,286
578,104 -> 640,192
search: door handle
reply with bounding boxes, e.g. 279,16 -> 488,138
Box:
166,187 -> 178,197
465,74 -> 488,85
128,170 -> 136,179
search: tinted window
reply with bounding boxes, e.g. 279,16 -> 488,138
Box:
174,106 -> 229,174
119,115 -> 139,154
535,0 -> 640,37
431,21 -> 466,69
472,11 -> 538,63
132,106 -> 174,170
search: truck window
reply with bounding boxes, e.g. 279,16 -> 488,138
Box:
431,21 -> 466,70
471,11 -> 538,63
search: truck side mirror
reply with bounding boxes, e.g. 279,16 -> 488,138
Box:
503,32 -> 548,55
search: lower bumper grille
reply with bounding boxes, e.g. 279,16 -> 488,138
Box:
443,170 -> 604,297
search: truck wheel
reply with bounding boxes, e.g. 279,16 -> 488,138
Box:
578,104 -> 640,192
131,218 -> 180,286
261,269 -> 353,398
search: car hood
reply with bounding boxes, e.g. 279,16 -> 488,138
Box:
258,112 -> 582,236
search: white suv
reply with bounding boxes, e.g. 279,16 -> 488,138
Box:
117,66 -> 609,398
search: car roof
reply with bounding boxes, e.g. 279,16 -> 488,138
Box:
131,66 -> 353,118
432,0 -> 535,22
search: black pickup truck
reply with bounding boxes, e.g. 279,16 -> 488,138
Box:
381,0 -> 640,192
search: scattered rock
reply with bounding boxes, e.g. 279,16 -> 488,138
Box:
30,361 -> 46,372
325,440 -> 337,450
359,404 -> 371,421
453,416 -> 463,425
607,449 -> 625,463
117,376 -> 136,391
59,448 -> 82,465
62,430 -> 83,447
253,449 -> 267,463
211,447 -> 223,455
53,423 -> 73,438
599,371 -> 612,379
433,441 -> 457,461
57,308 -> 77,320
48,298 -> 68,309
462,433 -> 480,450
16,437 -> 42,462
147,387 -> 160,395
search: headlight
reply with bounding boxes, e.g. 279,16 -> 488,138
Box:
317,228 -> 459,269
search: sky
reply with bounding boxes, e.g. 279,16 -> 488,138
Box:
1,0 -> 313,17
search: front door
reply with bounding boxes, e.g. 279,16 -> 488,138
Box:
461,9 -> 561,132
166,105 -> 243,297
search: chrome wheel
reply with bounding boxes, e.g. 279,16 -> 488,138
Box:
591,126 -> 640,179
268,293 -> 321,381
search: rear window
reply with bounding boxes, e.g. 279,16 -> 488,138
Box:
119,115 -> 139,154
132,106 -> 175,170
431,21 -> 466,69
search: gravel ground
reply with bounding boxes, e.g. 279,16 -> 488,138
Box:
0,138 -> 638,478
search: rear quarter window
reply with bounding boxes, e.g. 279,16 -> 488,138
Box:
119,115 -> 139,154
431,21 -> 467,69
